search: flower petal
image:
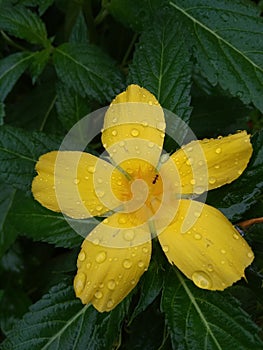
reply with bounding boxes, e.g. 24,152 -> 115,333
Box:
101,85 -> 165,167
162,131 -> 252,194
74,213 -> 151,312
32,151 -> 124,219
158,199 -> 254,290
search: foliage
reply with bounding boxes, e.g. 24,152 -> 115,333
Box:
0,0 -> 263,349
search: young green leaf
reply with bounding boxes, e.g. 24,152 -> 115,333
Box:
56,83 -> 91,131
69,10 -> 89,44
0,125 -> 60,192
170,0 -> 263,112
0,184 -> 17,257
0,4 -> 49,47
53,43 -> 124,103
161,269 -> 263,350
128,13 -> 192,123
0,52 -> 35,102
29,48 -> 51,83
1,281 -> 130,350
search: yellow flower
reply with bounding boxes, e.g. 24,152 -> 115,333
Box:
32,85 -> 254,312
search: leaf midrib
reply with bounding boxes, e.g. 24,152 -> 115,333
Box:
169,1 -> 263,73
0,52 -> 36,82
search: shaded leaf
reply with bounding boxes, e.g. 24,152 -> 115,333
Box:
0,125 -> 60,192
0,4 -> 49,46
128,13 -> 192,123
0,52 -> 35,101
29,48 -> 51,83
170,0 -> 263,111
69,10 -> 89,44
161,269 -> 263,350
0,102 -> 4,125
2,281 -> 130,350
53,43 -> 124,103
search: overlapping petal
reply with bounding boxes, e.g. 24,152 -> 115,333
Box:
32,151 -> 125,219
74,213 -> 151,311
101,85 -> 166,167
162,131 -> 252,194
158,199 -> 254,290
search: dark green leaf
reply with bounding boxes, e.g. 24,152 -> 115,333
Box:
56,82 -> 91,131
207,129 -> 263,221
0,101 -> 4,125
53,43 -> 124,103
161,269 -> 263,350
69,10 -> 89,44
29,48 -> 51,83
128,13 -> 192,123
0,125 -> 60,192
0,183 -> 17,257
15,0 -> 54,15
5,191 -> 95,248
0,52 -> 35,101
2,281 -> 130,350
0,4 -> 49,46
170,0 -> 263,111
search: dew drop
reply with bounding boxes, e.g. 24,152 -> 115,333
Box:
194,211 -> 201,218
148,141 -> 154,148
123,259 -> 132,269
214,164 -> 220,169
148,100 -> 153,106
190,179 -> 196,185
195,186 -> 205,194
96,205 -> 103,212
192,271 -> 212,289
220,249 -> 226,254
96,190 -> 105,198
78,251 -> 86,262
142,120 -> 148,127
142,247 -> 149,253
194,233 -> 202,240
157,121 -> 165,131
95,251 -> 107,263
118,216 -> 127,224
138,261 -> 144,268
95,291 -> 103,299
97,178 -> 103,184
207,264 -> 214,272
163,245 -> 169,253
221,260 -> 225,265
111,130 -> 117,136
247,251 -> 253,258
186,157 -> 194,166
123,229 -> 135,241
107,299 -> 114,308
215,148 -> 222,154
107,279 -> 116,290
233,233 -> 239,240
88,166 -> 95,173
74,272 -> 86,293
131,128 -> 139,137
93,238 -> 100,245
74,178 -> 80,185
237,169 -> 243,175
209,177 -> 216,185
86,262 -> 91,269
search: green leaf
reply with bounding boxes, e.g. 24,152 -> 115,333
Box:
207,129 -> 263,222
0,52 -> 35,101
161,269 -> 263,350
0,125 -> 60,192
170,0 -> 263,112
56,82 -> 91,131
128,13 -> 192,123
15,0 -> 54,15
53,43 -> 124,103
5,191 -> 96,248
1,281 -> 130,350
0,4 -> 49,47
0,183 -> 17,257
29,48 -> 51,83
69,10 -> 89,44
0,101 -> 4,125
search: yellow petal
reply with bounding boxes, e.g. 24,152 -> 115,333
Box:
32,151 -> 124,219
101,85 -> 165,167
74,213 -> 151,312
162,131 -> 252,194
158,199 -> 254,290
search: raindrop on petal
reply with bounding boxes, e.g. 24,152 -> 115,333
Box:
95,251 -> 107,263
123,259 -> 132,269
192,271 -> 212,289
131,129 -> 139,137
74,178 -> 80,185
78,251 -> 86,262
215,148 -> 222,154
95,291 -> 103,299
107,279 -> 116,290
74,272 -> 86,293
162,245 -> 169,253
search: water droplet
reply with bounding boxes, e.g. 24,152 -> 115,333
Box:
86,262 -> 91,269
221,260 -> 225,265
123,259 -> 132,269
163,245 -> 169,253
96,190 -> 105,198
111,130 -> 117,136
157,121 -> 165,131
148,100 -> 153,106
190,179 -> 196,185
74,272 -> 86,293
97,178 -> 103,184
214,164 -> 220,169
74,178 -> 80,185
207,264 -> 214,272
198,160 -> 204,166
138,261 -> 144,268
215,148 -> 222,154
88,166 -> 95,173
107,279 -> 116,290
142,120 -> 148,127
118,216 -> 127,224
209,177 -> 216,184
220,249 -> 226,254
123,230 -> 135,241
194,211 -> 201,218
186,157 -> 194,166
93,238 -> 100,245
233,233 -> 239,240
95,251 -> 107,263
95,291 -> 103,299
237,169 -> 242,175
107,299 -> 114,308
195,186 -> 205,194
194,233 -> 202,240
96,205 -> 103,212
131,128 -> 139,137
142,247 -> 149,253
131,279 -> 136,285
247,251 -> 253,258
78,251 -> 86,262
192,271 -> 212,289
148,141 -> 154,148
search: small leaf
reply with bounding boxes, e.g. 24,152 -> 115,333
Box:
56,82 -> 91,131
161,269 -> 263,350
69,10 -> 89,44
0,125 -> 60,192
207,130 -> 263,221
0,4 -> 49,46
0,183 -> 17,257
0,52 -> 35,101
29,48 -> 51,83
53,43 -> 124,103
170,0 -> 263,112
1,281 -> 130,350
5,191 -> 96,248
